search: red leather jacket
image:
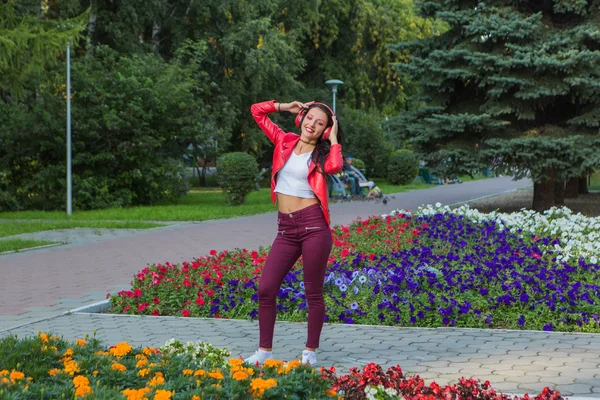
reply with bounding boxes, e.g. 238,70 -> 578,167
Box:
250,100 -> 343,226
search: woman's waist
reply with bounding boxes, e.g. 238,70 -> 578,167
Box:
277,193 -> 320,214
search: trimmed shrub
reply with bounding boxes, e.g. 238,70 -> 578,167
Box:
352,158 -> 366,173
217,152 -> 258,205
388,150 -> 419,185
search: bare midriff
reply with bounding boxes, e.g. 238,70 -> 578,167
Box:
277,193 -> 319,214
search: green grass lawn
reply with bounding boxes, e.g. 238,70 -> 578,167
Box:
0,221 -> 163,238
0,239 -> 59,253
0,190 -> 277,222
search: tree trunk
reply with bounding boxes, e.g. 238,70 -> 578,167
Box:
532,170 -> 556,212
565,177 -> 579,198
86,2 -> 97,56
579,175 -> 589,194
554,180 -> 565,205
152,22 -> 160,52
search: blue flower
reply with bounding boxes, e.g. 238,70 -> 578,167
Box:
543,322 -> 553,331
359,276 -> 367,283
517,315 -> 525,326
339,284 -> 348,292
351,302 -> 359,310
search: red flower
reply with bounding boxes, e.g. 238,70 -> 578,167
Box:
209,249 -> 217,256
183,279 -> 191,287
153,297 -> 160,304
137,303 -> 149,312
151,310 -> 159,316
195,297 -> 205,306
133,288 -> 142,298
181,309 -> 190,317
341,249 -> 350,258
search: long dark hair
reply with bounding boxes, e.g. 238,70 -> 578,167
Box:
302,103 -> 344,179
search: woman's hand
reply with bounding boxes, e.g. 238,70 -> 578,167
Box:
278,101 -> 309,114
328,115 -> 339,144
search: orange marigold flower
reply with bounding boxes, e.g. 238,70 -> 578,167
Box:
192,396 -> 201,400
148,362 -> 158,368
194,369 -> 206,377
1,377 -> 9,385
142,347 -> 156,357
249,377 -> 277,398
48,368 -> 61,376
208,369 -> 224,380
10,371 -> 25,382
153,389 -> 173,400
63,360 -> 80,375
229,358 -> 243,366
64,348 -> 74,357
283,359 -> 301,374
263,359 -> 283,368
182,369 -> 193,376
325,389 -> 337,396
111,363 -> 127,372
148,373 -> 165,387
39,333 -> 49,343
74,384 -> 92,398
138,368 -> 150,377
121,387 -> 151,400
109,342 -> 133,357
232,370 -> 249,381
0,370 -> 8,377
73,375 -> 90,388
92,370 -> 98,376
75,339 -> 86,346
136,358 -> 148,368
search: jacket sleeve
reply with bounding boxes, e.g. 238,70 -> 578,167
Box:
250,100 -> 285,145
324,144 -> 343,174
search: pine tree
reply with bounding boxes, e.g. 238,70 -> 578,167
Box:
0,0 -> 87,99
391,0 -> 600,211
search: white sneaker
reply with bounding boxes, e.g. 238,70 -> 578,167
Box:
301,349 -> 317,366
244,349 -> 273,365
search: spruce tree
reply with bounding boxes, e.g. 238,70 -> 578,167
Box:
0,0 -> 87,99
391,0 -> 600,211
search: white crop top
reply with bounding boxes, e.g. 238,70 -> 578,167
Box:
274,151 -> 315,198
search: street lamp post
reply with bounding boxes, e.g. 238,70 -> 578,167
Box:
325,79 -> 344,114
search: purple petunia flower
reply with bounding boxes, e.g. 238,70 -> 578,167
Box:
517,315 -> 525,326
543,322 -> 553,331
345,317 -> 354,324
351,302 -> 359,310
339,284 -> 348,292
520,293 -> 529,303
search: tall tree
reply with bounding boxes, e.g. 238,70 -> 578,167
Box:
391,0 -> 600,211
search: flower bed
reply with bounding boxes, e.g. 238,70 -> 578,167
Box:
110,205 -> 600,332
0,333 -> 564,399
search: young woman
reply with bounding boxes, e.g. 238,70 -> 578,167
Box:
245,100 -> 344,366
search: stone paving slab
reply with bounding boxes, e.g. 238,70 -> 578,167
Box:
2,313 -> 599,398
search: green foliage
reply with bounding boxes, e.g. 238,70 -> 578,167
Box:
389,0 -> 600,206
0,0 -> 88,98
352,158 -> 366,172
0,46 -> 194,211
217,152 -> 259,206
340,107 -> 394,177
388,149 -> 419,185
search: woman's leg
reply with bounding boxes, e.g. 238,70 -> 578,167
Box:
301,228 -> 333,349
257,234 -> 302,349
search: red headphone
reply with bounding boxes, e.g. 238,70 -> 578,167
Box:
295,102 -> 335,141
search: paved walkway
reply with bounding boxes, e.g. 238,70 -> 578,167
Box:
3,177 -> 599,397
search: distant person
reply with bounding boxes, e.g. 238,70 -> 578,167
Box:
367,181 -> 382,198
343,155 -> 361,196
248,99 -> 344,367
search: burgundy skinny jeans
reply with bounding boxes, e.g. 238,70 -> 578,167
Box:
258,204 -> 333,349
